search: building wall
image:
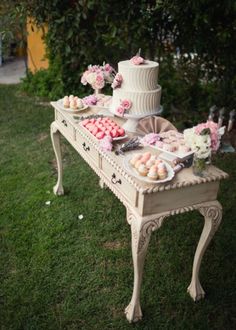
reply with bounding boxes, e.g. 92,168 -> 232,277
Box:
27,19 -> 49,73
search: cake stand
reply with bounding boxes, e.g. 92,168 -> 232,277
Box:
120,106 -> 163,133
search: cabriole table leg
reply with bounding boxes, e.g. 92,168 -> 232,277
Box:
50,122 -> 64,196
187,200 -> 222,301
125,215 -> 151,322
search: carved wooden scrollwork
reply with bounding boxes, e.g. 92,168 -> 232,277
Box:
198,201 -> 222,236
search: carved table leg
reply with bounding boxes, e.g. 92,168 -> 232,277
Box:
125,210 -> 167,323
125,216 -> 150,322
50,122 -> 64,196
187,200 -> 222,301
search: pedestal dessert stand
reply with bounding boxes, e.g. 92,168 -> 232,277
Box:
112,106 -> 163,133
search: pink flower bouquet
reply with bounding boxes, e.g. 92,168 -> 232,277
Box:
184,120 -> 225,159
81,63 -> 115,91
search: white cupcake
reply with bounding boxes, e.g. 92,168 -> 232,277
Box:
63,96 -> 70,108
138,164 -> 148,176
130,153 -> 142,167
76,98 -> 84,109
70,99 -> 78,109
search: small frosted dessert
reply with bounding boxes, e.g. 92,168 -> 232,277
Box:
63,95 -> 85,110
147,165 -> 159,180
76,98 -> 84,109
134,159 -> 144,170
138,164 -> 148,176
155,159 -> 163,166
70,98 -> 78,109
140,151 -> 151,164
63,96 -> 70,108
146,155 -> 157,169
130,153 -> 143,167
69,94 -> 74,101
154,130 -> 193,156
157,163 -> 168,179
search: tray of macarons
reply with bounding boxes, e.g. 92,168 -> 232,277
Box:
123,151 -> 175,183
80,117 -> 127,140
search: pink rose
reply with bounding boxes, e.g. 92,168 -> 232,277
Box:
81,70 -> 90,85
104,63 -> 113,73
116,106 -> 125,117
130,56 -> 145,65
121,99 -> 132,110
194,120 -> 222,152
93,74 -> 105,89
111,80 -> 119,89
111,73 -> 123,89
115,73 -> 123,82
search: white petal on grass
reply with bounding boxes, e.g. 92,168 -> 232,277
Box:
45,201 -> 51,206
78,214 -> 84,220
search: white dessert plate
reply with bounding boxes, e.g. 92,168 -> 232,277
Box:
113,134 -> 128,141
150,144 -> 194,161
123,154 -> 175,184
57,99 -> 88,114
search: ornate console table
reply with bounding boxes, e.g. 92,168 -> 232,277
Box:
50,102 -> 228,323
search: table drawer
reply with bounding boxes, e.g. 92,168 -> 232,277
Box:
56,111 -> 76,140
75,129 -> 99,165
101,157 -> 138,207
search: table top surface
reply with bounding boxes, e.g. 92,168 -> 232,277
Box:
51,102 -> 229,194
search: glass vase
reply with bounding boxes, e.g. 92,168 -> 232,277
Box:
192,155 -> 207,177
94,88 -> 102,95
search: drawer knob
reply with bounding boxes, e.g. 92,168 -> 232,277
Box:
111,173 -> 122,185
62,119 -> 67,127
82,142 -> 90,151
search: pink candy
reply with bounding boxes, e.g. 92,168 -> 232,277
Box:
83,117 -> 125,140
96,131 -> 105,139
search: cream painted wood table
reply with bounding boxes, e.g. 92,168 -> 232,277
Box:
50,102 -> 228,323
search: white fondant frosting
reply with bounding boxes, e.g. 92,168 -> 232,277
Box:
110,59 -> 161,116
118,60 -> 159,91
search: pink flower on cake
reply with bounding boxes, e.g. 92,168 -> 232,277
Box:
121,99 -> 132,110
111,73 -> 123,89
130,56 -> 145,65
116,106 -> 125,117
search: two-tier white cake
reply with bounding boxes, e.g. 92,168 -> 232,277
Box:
110,58 -> 162,117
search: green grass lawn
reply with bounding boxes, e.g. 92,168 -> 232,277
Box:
0,85 -> 235,330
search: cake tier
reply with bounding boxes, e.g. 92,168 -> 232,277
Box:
110,85 -> 162,116
118,60 -> 159,91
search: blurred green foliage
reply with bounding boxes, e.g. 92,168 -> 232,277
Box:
16,0 -> 236,123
